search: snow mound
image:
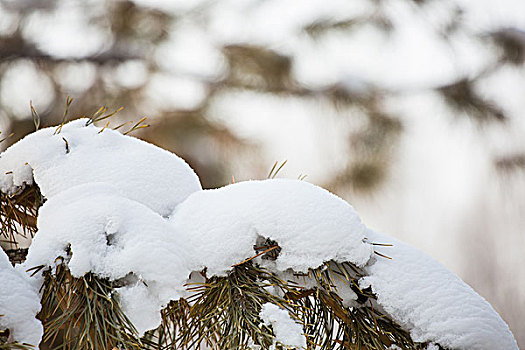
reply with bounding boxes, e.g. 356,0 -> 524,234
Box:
23,183 -> 193,335
171,179 -> 374,276
362,229 -> 519,350
1,122 -> 518,348
0,249 -> 43,346
0,119 -> 201,217
259,303 -> 306,349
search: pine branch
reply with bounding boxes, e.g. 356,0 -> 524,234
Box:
177,263 -> 298,350
0,185 -> 41,252
38,263 -> 143,350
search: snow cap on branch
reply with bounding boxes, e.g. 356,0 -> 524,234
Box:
363,229 -> 519,350
23,182 -> 193,335
171,179 -> 374,276
0,119 -> 201,217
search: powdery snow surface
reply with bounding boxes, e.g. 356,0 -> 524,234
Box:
0,119 -> 201,217
22,183 -> 192,335
171,179 -> 373,276
363,228 -> 519,350
259,303 -> 306,349
0,121 -> 519,348
0,249 -> 42,346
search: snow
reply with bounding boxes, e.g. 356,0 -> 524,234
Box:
0,119 -> 201,217
259,303 -> 306,349
0,121 -> 519,348
22,182 -> 193,335
362,228 -> 519,350
171,179 -> 373,276
117,282 -> 162,335
0,249 -> 42,346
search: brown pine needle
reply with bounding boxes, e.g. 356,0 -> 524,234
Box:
123,116 -> 149,135
0,132 -> 14,143
54,95 -> 74,135
30,100 -> 40,131
113,120 -> 133,131
374,250 -> 392,259
98,121 -> 111,134
267,160 -> 288,179
231,245 -> 280,267
370,242 -> 393,247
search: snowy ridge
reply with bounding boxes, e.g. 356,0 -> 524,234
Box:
363,229 -> 518,350
0,120 -> 519,349
171,179 -> 374,276
0,249 -> 42,346
0,119 -> 201,217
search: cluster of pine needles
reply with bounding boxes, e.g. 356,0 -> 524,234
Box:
33,262 -> 142,350
0,185 -> 41,257
16,246 -> 435,350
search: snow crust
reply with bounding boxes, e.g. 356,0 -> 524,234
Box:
171,179 -> 373,276
0,249 -> 43,346
0,119 -> 201,217
259,303 -> 306,349
363,229 -> 518,350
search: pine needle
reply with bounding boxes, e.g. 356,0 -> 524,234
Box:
123,116 -> 149,135
373,251 -> 392,260
0,132 -> 14,144
85,106 -> 124,127
98,121 -> 111,134
54,95 -> 74,135
0,185 -> 41,251
30,101 -> 40,131
112,120 -> 133,131
232,245 -> 280,267
267,160 -> 287,179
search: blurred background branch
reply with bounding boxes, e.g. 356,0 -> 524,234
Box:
0,0 -> 524,346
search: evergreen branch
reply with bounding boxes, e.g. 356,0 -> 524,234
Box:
142,299 -> 191,349
296,260 -> 431,349
177,263 -> 300,350
38,263 -> 143,350
0,185 -> 41,252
